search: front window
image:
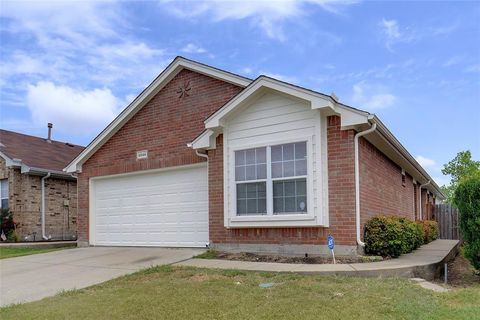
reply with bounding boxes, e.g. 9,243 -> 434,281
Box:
0,179 -> 8,209
235,147 -> 267,215
235,141 -> 308,216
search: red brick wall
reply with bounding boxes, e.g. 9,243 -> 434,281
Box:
208,116 -> 358,246
77,69 -> 243,242
421,189 -> 435,220
359,137 -> 416,231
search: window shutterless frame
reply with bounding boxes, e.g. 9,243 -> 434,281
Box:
230,136 -> 314,221
0,179 -> 8,209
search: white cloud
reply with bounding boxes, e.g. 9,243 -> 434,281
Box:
415,155 -> 451,186
241,67 -> 254,75
379,18 -> 456,51
321,64 -> 336,70
432,175 -> 450,187
380,18 -> 412,51
382,19 -> 401,41
415,155 -> 437,168
261,72 -> 299,84
464,64 -> 480,73
0,53 -> 48,77
351,82 -> 396,109
0,1 -> 168,89
0,0 -> 170,139
181,43 -> 207,54
26,82 -> 122,136
162,0 -> 358,41
442,56 -> 463,67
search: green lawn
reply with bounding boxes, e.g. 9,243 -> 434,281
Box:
0,247 -> 66,259
1,266 -> 479,320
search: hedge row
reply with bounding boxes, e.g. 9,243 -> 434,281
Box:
454,176 -> 480,270
364,215 -> 438,258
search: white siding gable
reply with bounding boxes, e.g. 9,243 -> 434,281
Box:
223,91 -> 329,228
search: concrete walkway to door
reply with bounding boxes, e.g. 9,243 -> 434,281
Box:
176,240 -> 459,280
0,246 -> 205,306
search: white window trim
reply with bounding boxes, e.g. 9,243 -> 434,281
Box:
227,136 -> 317,227
0,179 -> 8,209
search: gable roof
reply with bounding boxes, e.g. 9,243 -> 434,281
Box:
0,129 -> 84,176
64,56 -> 251,173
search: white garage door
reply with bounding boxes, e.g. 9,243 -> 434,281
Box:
91,164 -> 208,247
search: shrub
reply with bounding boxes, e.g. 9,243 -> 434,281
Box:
0,208 -> 16,242
417,220 -> 439,244
364,216 -> 404,257
454,176 -> 480,270
398,217 -> 424,253
364,215 -> 423,258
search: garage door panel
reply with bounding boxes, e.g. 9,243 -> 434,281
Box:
92,165 -> 208,247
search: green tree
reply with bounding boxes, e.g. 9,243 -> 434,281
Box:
454,176 -> 480,269
441,151 -> 480,203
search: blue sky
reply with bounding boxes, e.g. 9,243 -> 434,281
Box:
1,0 -> 479,186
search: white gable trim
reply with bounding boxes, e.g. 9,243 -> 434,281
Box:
0,151 -> 21,167
64,57 -> 251,173
189,129 -> 217,150
204,77 -> 338,129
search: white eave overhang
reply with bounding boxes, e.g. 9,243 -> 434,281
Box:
64,56 -> 252,173
21,164 -> 76,179
0,151 -> 75,179
189,129 -> 217,150
0,151 -> 22,167
204,76 -> 340,130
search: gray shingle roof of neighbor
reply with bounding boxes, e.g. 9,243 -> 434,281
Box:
0,129 -> 85,172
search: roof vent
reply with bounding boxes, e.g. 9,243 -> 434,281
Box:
331,92 -> 339,102
65,143 -> 75,147
47,123 -> 53,143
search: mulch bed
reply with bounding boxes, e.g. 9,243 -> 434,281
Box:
212,251 -> 384,264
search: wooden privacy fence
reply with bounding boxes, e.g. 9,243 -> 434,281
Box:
433,204 -> 460,240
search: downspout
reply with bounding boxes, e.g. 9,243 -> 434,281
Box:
195,149 -> 209,247
41,172 -> 51,240
195,150 -> 209,160
355,122 -> 377,247
419,180 -> 430,220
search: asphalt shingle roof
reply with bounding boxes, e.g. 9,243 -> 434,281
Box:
0,129 -> 85,172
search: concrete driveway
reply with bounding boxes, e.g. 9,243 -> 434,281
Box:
0,246 -> 205,306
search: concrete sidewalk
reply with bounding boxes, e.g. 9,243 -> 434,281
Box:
176,239 -> 460,280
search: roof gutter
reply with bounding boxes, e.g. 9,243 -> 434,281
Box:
21,165 -> 76,180
355,121 -> 377,248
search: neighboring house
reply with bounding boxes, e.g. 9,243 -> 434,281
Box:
0,127 -> 84,241
66,57 -> 443,255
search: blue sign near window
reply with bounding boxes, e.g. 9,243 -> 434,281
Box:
327,235 -> 335,250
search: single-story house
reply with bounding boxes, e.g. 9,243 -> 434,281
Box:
65,57 -> 443,255
0,126 -> 84,241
